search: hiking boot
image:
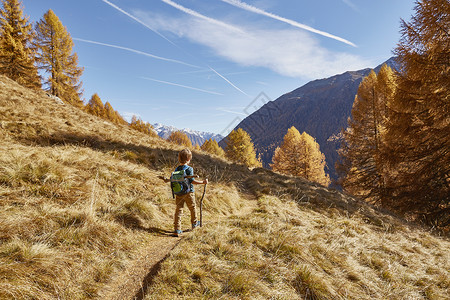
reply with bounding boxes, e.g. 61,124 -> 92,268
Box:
173,230 -> 182,237
192,221 -> 200,230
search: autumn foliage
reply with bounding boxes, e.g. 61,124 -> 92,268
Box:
130,115 -> 158,138
384,0 -> 449,226
338,0 -> 449,228
337,65 -> 395,201
167,131 -> 192,148
0,0 -> 40,89
34,9 -> 83,107
225,128 -> 261,168
272,127 -> 330,186
201,138 -> 225,157
84,93 -> 127,125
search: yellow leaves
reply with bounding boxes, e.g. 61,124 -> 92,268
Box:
167,131 -> 192,148
35,9 -> 83,105
225,128 -> 261,168
201,138 -> 225,157
271,126 -> 330,186
129,115 -> 157,137
0,0 -> 41,89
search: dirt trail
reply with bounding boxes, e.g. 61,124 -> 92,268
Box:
99,199 -> 258,300
98,236 -> 180,300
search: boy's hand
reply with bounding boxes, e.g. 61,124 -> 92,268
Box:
158,175 -> 169,182
204,179 -> 208,184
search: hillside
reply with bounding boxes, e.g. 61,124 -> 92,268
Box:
223,58 -> 399,182
0,75 -> 448,299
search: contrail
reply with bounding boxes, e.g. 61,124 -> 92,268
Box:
74,38 -> 199,68
220,0 -> 357,47
140,76 -> 223,96
217,108 -> 247,116
160,0 -> 244,34
101,0 -> 177,46
101,0 -> 248,96
342,0 -> 359,12
208,66 -> 251,98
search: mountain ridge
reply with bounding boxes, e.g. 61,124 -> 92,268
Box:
153,122 -> 223,146
222,57 -> 399,182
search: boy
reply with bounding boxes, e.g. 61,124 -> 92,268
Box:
163,148 -> 208,237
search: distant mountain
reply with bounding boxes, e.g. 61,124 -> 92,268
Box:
153,123 -> 224,146
220,57 -> 399,183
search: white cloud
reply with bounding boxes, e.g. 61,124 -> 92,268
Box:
135,11 -> 370,80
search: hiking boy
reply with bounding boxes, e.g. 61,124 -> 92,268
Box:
161,148 -> 208,237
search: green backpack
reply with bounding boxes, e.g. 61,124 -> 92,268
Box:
170,165 -> 191,198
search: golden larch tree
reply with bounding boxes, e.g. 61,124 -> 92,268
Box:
384,0 -> 449,226
103,101 -> 127,125
201,138 -> 225,157
337,65 -> 396,202
130,115 -> 158,137
85,93 -> 105,117
225,128 -> 261,168
0,0 -> 40,89
272,126 -> 330,186
167,131 -> 192,148
34,9 -> 83,107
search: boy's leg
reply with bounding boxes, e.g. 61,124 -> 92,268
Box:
185,193 -> 198,227
174,195 -> 186,232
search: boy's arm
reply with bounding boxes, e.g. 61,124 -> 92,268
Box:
157,175 -> 170,183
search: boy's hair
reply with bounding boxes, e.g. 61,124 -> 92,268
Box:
178,148 -> 192,164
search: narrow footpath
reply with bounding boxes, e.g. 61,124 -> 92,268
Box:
99,197 -> 257,300
98,236 -> 180,300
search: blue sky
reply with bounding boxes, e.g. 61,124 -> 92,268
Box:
24,0 -> 414,135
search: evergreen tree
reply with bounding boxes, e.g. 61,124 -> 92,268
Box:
0,0 -> 40,89
384,0 -> 449,226
225,128 -> 261,168
272,127 -> 330,186
167,131 -> 192,148
201,138 -> 225,157
337,66 -> 396,201
34,9 -> 83,107
85,93 -> 105,117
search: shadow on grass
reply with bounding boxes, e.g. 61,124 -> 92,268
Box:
133,239 -> 180,300
21,131 -> 240,181
114,213 -> 174,237
20,130 -> 406,231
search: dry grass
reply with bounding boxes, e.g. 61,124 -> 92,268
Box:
145,195 -> 449,299
0,75 -> 247,298
1,75 -> 449,299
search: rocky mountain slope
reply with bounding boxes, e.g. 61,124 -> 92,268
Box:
223,57 -> 399,182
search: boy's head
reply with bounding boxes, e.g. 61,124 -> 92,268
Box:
178,148 -> 192,164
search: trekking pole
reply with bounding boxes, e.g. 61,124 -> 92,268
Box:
200,179 -> 207,227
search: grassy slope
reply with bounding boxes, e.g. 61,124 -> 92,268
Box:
0,75 -> 448,299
